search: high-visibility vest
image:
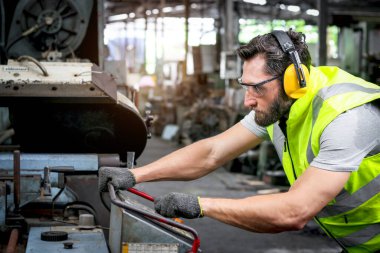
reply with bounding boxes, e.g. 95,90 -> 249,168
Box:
267,66 -> 380,252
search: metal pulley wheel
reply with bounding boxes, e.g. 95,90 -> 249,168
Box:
6,0 -> 93,60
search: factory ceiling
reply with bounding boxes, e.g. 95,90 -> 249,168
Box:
105,0 -> 380,26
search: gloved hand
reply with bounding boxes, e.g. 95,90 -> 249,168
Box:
154,192 -> 204,219
98,167 -> 136,192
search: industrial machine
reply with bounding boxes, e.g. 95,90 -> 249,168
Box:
0,0 -> 200,252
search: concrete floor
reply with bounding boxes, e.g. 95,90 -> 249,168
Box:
135,136 -> 342,253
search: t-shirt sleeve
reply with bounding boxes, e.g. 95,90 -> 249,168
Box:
310,102 -> 380,172
240,111 -> 270,140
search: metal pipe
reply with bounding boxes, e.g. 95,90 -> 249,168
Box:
13,150 -> 20,212
98,154 -> 121,167
183,0 -> 189,78
6,229 -> 19,253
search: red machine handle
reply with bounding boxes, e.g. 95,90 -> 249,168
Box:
127,187 -> 155,202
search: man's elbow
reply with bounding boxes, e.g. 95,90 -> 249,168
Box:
289,219 -> 308,231
274,218 -> 307,232
281,208 -> 312,231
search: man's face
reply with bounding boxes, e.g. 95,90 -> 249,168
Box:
242,55 -> 293,127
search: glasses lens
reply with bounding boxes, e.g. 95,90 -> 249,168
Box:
238,76 -> 278,96
240,85 -> 263,96
253,85 -> 264,95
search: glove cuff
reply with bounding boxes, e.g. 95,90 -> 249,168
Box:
129,169 -> 137,186
197,196 -> 204,218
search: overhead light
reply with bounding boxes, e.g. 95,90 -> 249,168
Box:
162,7 -> 173,13
175,5 -> 185,11
146,10 -> 152,15
129,12 -> 135,18
152,9 -> 159,15
108,14 -> 128,22
239,19 -> 247,25
306,9 -> 319,16
191,3 -> 198,9
279,4 -> 286,9
287,5 -> 300,12
243,0 -> 267,5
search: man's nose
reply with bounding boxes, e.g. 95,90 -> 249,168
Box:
244,91 -> 258,108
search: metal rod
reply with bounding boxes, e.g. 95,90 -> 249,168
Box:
183,0 -> 189,78
13,150 -> 20,212
127,187 -> 155,202
108,183 -> 200,253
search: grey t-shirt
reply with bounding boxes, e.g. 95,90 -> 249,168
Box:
240,102 -> 380,172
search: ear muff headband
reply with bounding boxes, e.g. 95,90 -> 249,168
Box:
271,30 -> 310,99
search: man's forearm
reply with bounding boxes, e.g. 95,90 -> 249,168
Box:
132,123 -> 262,184
198,167 -> 350,233
132,139 -> 220,183
200,193 -> 310,233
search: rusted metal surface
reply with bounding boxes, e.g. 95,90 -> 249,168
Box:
91,64 -> 117,101
0,61 -> 116,102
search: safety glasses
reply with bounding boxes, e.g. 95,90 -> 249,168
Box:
238,76 -> 281,96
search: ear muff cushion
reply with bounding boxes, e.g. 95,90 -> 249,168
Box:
283,64 -> 310,99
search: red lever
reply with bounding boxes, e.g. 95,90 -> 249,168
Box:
127,187 -> 155,202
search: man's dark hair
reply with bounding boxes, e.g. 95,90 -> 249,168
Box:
236,29 -> 311,77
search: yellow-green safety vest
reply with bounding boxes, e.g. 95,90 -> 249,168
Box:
267,66 -> 380,253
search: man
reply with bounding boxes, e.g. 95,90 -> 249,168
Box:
99,30 -> 380,252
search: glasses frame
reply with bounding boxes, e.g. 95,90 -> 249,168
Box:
238,75 -> 281,96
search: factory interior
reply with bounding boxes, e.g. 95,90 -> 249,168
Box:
0,0 -> 380,252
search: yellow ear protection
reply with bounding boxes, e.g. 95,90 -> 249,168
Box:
271,30 -> 310,99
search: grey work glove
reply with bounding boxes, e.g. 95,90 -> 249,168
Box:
98,166 -> 136,192
154,192 -> 204,219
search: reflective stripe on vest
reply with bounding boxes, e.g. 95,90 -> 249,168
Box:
339,223 -> 380,247
318,174 -> 380,218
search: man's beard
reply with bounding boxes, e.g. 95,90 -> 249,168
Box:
254,88 -> 293,127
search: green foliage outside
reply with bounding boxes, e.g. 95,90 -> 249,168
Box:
239,19 -> 339,60
239,19 -> 321,43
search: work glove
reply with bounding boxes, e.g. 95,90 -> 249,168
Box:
98,167 -> 136,192
154,192 -> 204,219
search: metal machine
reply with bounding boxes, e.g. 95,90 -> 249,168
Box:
0,0 -> 201,252
0,41 -> 148,252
